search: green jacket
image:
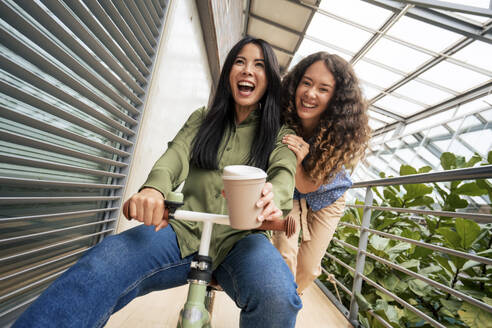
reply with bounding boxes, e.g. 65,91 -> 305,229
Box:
142,107 -> 296,269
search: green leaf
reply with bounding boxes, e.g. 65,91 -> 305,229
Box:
477,249 -> 492,258
461,260 -> 481,271
401,228 -> 420,241
374,299 -> 400,325
370,234 -> 390,251
375,290 -> 393,303
437,227 -> 462,249
376,217 -> 398,231
426,217 -> 438,234
458,302 -> 492,328
488,151 -> 492,165
408,279 -> 431,297
364,260 -> 374,276
447,193 -> 468,209
400,165 -> 417,176
455,218 -> 481,249
355,292 -> 372,311
387,242 -> 412,254
380,274 -> 400,292
476,179 -> 492,191
456,182 -> 487,196
418,166 -> 432,173
403,183 -> 433,200
441,152 -> 456,170
440,298 -> 462,314
344,235 -> 359,255
419,264 -> 442,276
406,196 -> 434,207
400,259 -> 420,269
456,155 -> 466,168
451,255 -> 467,271
465,153 -> 482,167
413,246 -> 434,259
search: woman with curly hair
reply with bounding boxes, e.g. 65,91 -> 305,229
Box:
273,52 -> 371,294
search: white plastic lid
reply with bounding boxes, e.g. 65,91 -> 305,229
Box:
222,165 -> 267,180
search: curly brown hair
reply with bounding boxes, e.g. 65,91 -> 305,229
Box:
282,52 -> 371,182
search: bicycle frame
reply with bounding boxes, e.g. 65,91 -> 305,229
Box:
164,192 -> 295,328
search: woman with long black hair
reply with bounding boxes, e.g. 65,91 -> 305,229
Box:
14,37 -> 301,328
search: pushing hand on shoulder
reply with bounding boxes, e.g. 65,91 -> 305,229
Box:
282,134 -> 309,165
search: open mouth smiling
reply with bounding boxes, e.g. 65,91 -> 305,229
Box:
237,81 -> 255,96
300,100 -> 316,109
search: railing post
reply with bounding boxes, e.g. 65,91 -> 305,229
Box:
349,186 -> 373,324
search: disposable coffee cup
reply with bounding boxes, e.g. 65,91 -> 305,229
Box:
222,165 -> 267,230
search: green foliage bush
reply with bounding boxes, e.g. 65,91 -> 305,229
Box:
321,151 -> 492,328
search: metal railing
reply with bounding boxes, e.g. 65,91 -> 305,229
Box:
319,165 -> 492,328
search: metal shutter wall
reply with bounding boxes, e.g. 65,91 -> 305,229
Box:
0,0 -> 169,325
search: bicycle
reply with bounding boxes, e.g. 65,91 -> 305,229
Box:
163,191 -> 296,328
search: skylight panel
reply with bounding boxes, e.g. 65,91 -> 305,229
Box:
360,83 -> 381,99
364,38 -> 433,73
290,38 -> 351,69
432,139 -> 452,152
386,16 -> 462,53
447,139 -> 474,158
369,119 -> 385,130
373,94 -> 425,117
389,157 -> 403,171
479,108 -> 492,121
414,146 -> 441,167
354,60 -> 403,89
387,139 -> 402,148
402,110 -> 451,135
366,156 -> 388,171
418,61 -> 491,92
455,95 -> 492,117
395,148 -> 415,161
451,40 -> 492,72
460,129 -> 492,156
306,13 -> 373,53
409,155 -> 428,169
402,135 -> 418,145
369,110 -> 397,124
318,0 -> 393,30
426,125 -> 450,138
447,115 -> 481,131
393,80 -> 454,106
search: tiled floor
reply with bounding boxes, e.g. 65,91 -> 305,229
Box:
105,282 -> 352,327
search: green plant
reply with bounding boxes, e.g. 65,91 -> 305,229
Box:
321,151 -> 492,328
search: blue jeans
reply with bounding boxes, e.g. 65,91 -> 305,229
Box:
13,225 -> 301,328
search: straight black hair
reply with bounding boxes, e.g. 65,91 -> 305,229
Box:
190,36 -> 281,170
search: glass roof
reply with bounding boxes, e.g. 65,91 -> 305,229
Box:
245,0 -> 492,135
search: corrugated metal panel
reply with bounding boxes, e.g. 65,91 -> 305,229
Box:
0,0 -> 169,325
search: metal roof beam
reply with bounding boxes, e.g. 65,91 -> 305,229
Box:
243,0 -> 251,37
362,0 -> 492,44
373,80 -> 492,136
283,0 -> 321,69
351,6 -> 411,65
397,0 -> 492,17
370,105 -> 406,121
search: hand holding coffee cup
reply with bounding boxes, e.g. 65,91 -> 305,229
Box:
256,182 -> 283,223
222,165 -> 282,230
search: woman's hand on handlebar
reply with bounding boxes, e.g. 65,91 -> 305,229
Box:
256,182 -> 282,223
122,188 -> 167,231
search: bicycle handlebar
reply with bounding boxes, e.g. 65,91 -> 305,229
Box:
163,208 -> 296,238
